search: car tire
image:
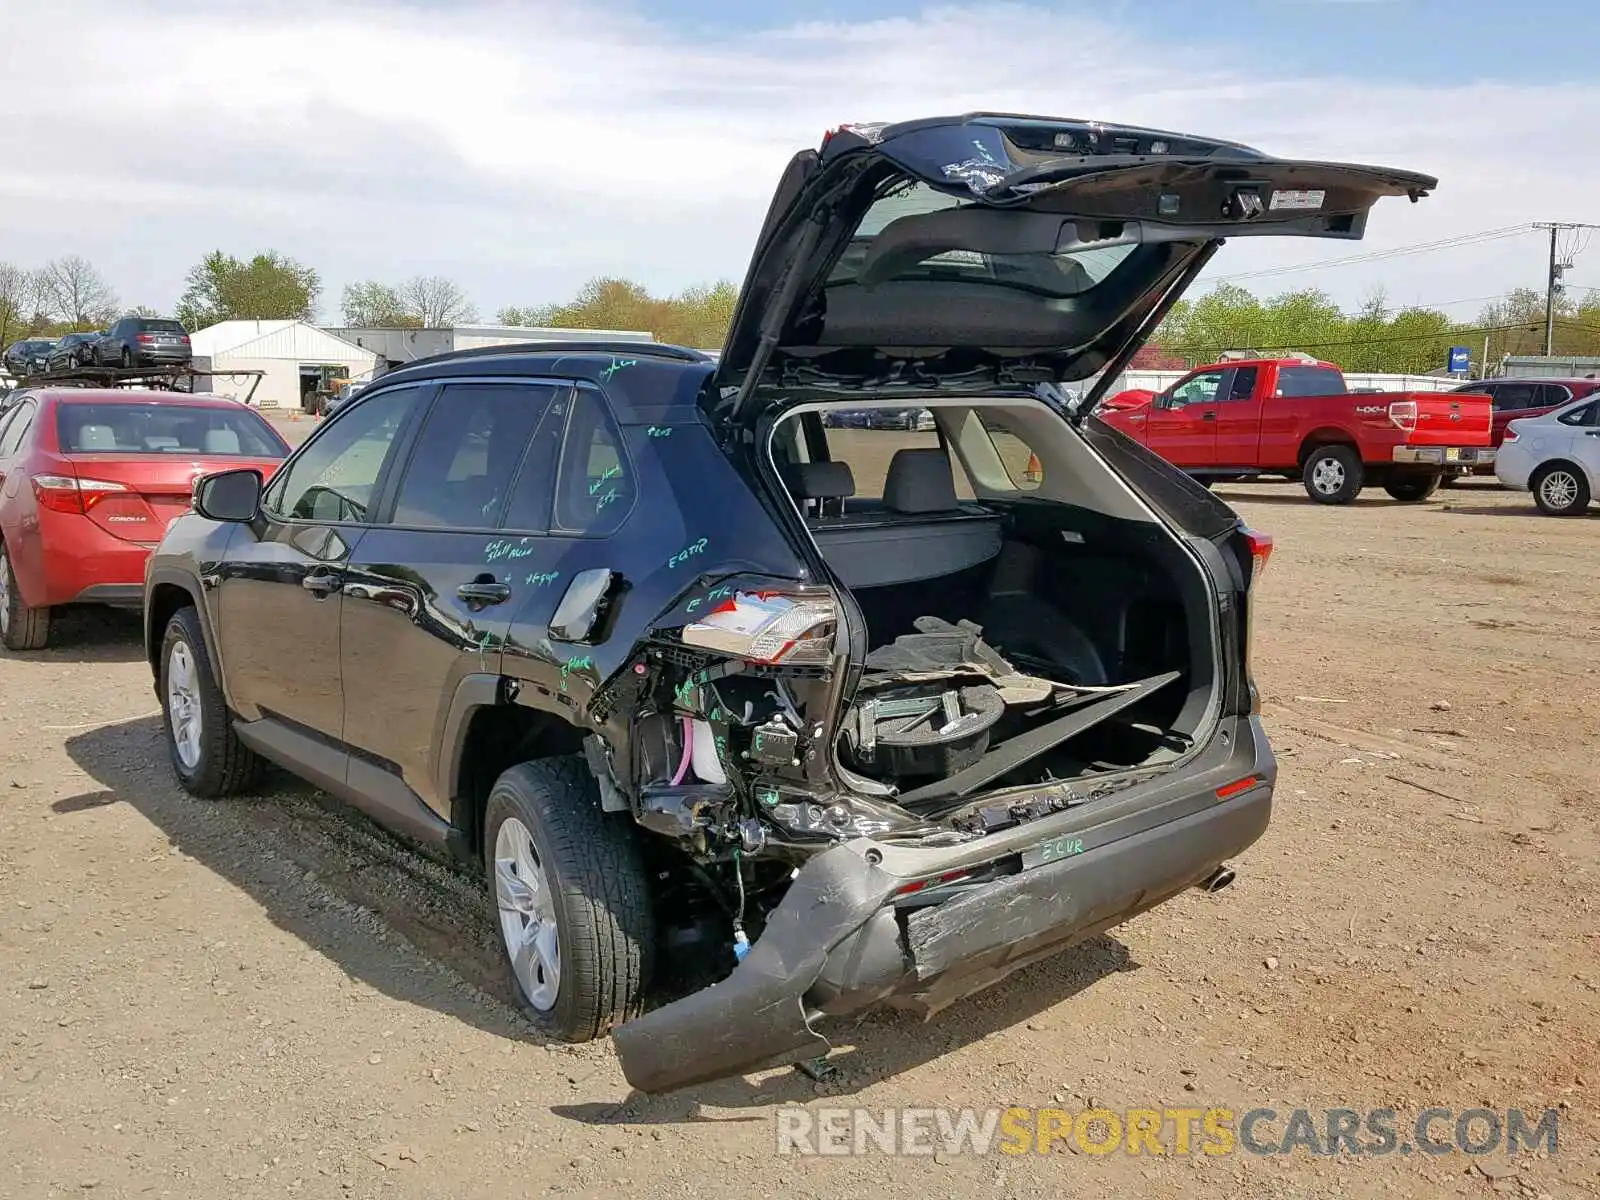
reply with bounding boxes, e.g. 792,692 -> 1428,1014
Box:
1382,473 -> 1441,502
66,352 -> 81,370
1302,444 -> 1364,504
159,606 -> 263,797
121,348 -> 133,368
0,542 -> 50,651
1530,462 -> 1591,517
483,757 -> 654,1042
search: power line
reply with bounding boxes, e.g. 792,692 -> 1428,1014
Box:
1208,225 -> 1536,284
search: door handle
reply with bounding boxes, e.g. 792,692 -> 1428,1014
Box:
1585,429 -> 1600,437
302,572 -> 340,597
1200,411 -> 1217,421
458,580 -> 512,608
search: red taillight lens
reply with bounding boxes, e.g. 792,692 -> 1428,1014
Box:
137,334 -> 155,343
1503,426 -> 1519,443
681,591 -> 837,666
895,869 -> 971,896
32,473 -> 127,514
1242,528 -> 1273,586
1388,399 -> 1418,433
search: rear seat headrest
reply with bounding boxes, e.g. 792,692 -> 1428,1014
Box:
783,460 -> 856,501
884,447 -> 959,514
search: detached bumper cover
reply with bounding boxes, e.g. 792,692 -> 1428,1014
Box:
1393,445 -> 1495,466
612,719 -> 1275,1094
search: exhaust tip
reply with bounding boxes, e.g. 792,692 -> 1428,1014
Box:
1198,865 -> 1236,894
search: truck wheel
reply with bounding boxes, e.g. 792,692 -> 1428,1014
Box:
0,542 -> 50,651
1302,445 -> 1364,504
483,757 -> 654,1041
1383,474 -> 1441,502
160,606 -> 264,797
1530,463 -> 1590,516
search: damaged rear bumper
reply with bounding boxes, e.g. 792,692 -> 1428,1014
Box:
612,716 -> 1275,1093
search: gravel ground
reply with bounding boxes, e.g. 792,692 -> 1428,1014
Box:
1,458 -> 1596,1199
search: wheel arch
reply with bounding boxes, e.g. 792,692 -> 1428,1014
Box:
1297,429 -> 1361,466
439,678 -> 591,863
144,570 -> 230,704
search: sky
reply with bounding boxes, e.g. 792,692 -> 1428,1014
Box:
3,0 -> 1599,330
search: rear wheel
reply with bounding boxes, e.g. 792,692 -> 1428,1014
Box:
160,606 -> 263,796
121,347 -> 133,368
1302,445 -> 1364,505
1383,473 -> 1441,502
0,542 -> 50,651
1530,463 -> 1590,516
483,757 -> 654,1041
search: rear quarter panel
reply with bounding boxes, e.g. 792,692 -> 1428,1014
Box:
1265,393 -> 1395,466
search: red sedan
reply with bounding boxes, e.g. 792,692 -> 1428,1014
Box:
0,389 -> 288,650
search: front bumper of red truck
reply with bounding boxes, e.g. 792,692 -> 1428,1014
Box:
1392,445 -> 1496,467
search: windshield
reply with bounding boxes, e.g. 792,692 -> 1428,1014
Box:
828,182 -> 1139,299
56,402 -> 287,457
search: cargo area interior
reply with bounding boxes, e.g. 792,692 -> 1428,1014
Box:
769,402 -> 1219,802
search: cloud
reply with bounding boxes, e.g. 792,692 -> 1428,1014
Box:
3,0 -> 1597,322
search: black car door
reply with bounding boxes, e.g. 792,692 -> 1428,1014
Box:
338,377 -> 566,816
213,384 -> 426,738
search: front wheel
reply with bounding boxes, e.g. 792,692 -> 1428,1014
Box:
160,606 -> 263,796
1530,463 -> 1591,516
1302,445 -> 1364,505
0,542 -> 50,651
483,757 -> 654,1041
1383,473 -> 1441,502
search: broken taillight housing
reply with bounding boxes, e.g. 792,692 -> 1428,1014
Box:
1388,399 -> 1418,433
1242,527 -> 1273,586
681,591 -> 837,666
1238,527 -> 1272,716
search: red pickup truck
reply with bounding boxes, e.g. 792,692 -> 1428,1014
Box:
1095,357 -> 1494,504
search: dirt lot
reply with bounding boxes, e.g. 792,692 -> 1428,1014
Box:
2,458 -> 1597,1198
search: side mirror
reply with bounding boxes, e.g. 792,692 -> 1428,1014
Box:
194,467 -> 263,523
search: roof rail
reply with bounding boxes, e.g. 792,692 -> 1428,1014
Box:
391,340 -> 711,373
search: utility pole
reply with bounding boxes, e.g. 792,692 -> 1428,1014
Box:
1534,222 -> 1600,356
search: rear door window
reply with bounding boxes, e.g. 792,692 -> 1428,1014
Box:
389,381 -> 558,529
1274,366 -> 1346,397
1557,400 -> 1599,427
1493,383 -> 1538,411
1535,384 -> 1572,409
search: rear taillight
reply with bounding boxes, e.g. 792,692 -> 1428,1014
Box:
681,591 -> 837,665
1503,426 -> 1518,443
31,473 -> 127,514
137,334 -> 155,343
1243,527 -> 1273,586
1388,399 -> 1418,433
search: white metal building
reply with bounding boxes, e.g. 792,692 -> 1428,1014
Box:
325,325 -> 655,377
190,320 -> 379,410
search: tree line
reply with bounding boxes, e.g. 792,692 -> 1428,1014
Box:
9,247 -> 1600,377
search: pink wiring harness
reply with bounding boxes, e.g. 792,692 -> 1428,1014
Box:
670,715 -> 694,785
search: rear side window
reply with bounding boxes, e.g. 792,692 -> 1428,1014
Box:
390,382 -> 558,529
56,403 -> 286,457
1492,383 -> 1538,411
0,402 -> 36,457
1557,401 -> 1599,427
552,389 -> 633,535
1274,366 -> 1346,397
1535,384 -> 1571,409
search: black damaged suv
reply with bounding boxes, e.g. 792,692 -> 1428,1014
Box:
145,112 -> 1436,1093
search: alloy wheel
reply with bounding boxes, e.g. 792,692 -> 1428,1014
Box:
1539,470 -> 1579,511
1311,457 -> 1346,495
166,639 -> 203,770
494,817 -> 561,1011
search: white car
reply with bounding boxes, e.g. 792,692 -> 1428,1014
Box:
1495,394 -> 1600,516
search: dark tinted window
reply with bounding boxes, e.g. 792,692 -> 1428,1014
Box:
1274,366 -> 1346,397
1492,383 -> 1538,411
0,402 -> 36,457
135,319 -> 187,334
391,382 -> 558,529
1223,366 -> 1258,401
1557,400 -> 1599,428
553,389 -> 633,534
265,386 -> 419,523
1535,384 -> 1571,409
56,403 -> 286,456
